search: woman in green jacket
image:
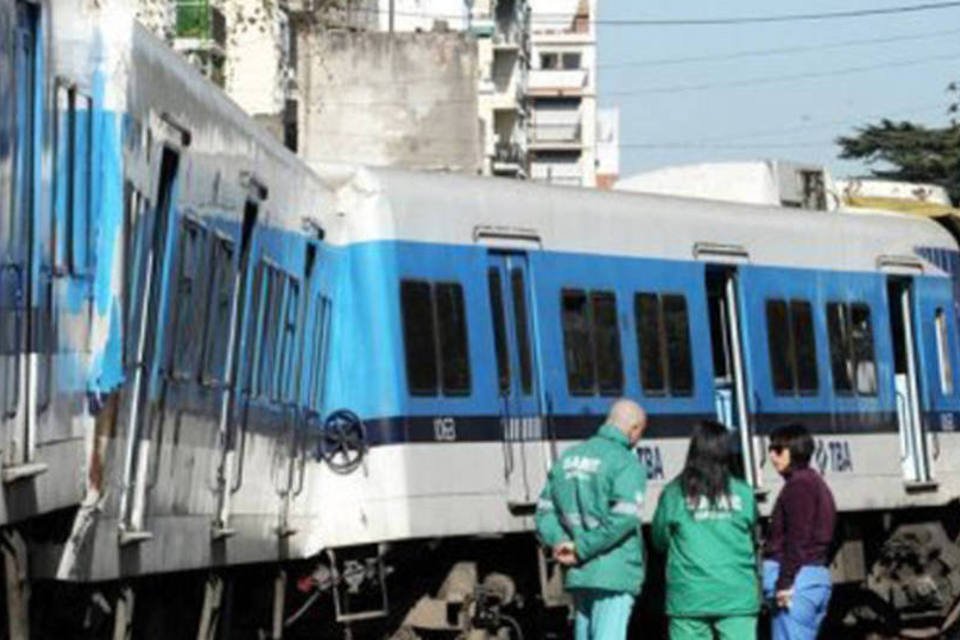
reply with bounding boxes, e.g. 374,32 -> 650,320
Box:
652,421 -> 760,639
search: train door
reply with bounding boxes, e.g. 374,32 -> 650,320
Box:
486,252 -> 544,507
2,1 -> 38,474
214,196 -> 260,536
705,266 -> 760,488
275,242 -> 320,537
887,277 -> 934,485
119,146 -> 179,538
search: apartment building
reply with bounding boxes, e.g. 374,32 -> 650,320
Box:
527,0 -> 597,187
371,0 -> 532,178
137,0 -> 297,148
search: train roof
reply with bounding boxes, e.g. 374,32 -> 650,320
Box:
311,164 -> 957,274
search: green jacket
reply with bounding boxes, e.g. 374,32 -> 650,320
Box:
651,477 -> 760,617
534,424 -> 647,595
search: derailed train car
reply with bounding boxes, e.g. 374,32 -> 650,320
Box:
2,1 -> 960,638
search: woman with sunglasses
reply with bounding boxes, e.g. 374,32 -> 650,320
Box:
764,424 -> 837,640
651,421 -> 760,639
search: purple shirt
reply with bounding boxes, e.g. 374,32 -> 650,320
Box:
764,466 -> 836,590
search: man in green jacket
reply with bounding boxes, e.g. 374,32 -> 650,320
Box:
535,399 -> 648,640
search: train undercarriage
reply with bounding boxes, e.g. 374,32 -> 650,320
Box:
0,503 -> 955,639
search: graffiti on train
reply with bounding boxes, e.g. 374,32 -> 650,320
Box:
815,439 -> 854,474
636,446 -> 665,480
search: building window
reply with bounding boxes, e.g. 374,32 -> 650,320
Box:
634,292 -> 693,397
826,301 -> 877,396
539,52 -> 559,69
561,288 -> 623,396
562,52 -> 581,69
765,299 -> 818,396
400,279 -> 471,397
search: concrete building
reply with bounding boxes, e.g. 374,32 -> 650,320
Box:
136,0 -> 297,148
595,107 -> 619,189
137,0 -> 533,177
367,0 -> 531,178
616,160 -> 835,211
527,0 -> 597,187
297,30 -> 481,172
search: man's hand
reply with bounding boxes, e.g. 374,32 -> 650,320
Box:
775,589 -> 793,609
553,542 -> 577,566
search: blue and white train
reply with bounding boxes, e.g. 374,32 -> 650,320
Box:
3,1 -> 960,637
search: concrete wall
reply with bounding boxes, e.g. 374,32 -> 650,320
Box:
223,0 -> 289,119
298,30 -> 481,173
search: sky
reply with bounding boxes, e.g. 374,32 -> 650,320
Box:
596,0 -> 960,180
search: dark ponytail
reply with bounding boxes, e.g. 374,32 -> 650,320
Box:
680,421 -> 732,507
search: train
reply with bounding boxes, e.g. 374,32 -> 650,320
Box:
2,1 -> 960,638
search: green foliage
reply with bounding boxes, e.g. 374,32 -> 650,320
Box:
176,1 -> 213,39
836,119 -> 960,205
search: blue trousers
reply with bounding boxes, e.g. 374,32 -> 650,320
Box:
572,589 -> 635,640
763,560 -> 832,640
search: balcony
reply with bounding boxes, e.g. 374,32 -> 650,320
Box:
529,122 -> 581,149
528,68 -> 588,96
530,161 -> 582,186
175,1 -> 227,53
492,142 -> 527,177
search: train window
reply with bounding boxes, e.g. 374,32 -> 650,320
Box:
635,293 -> 665,394
201,236 -> 235,384
70,92 -> 93,273
592,292 -> 623,395
277,279 -> 299,400
52,83 -> 71,269
936,309 -> 954,395
311,296 -> 332,409
766,300 -> 793,393
635,292 -> 693,397
171,220 -> 207,378
511,269 -> 534,394
257,267 -> 285,398
826,301 -> 876,396
243,263 -> 267,393
826,303 -> 852,393
663,295 -> 693,395
766,299 -> 819,396
122,185 -> 150,368
436,282 -> 471,395
53,83 -> 94,273
562,289 -> 595,395
850,304 -> 877,395
400,280 -> 438,396
793,301 -> 819,393
487,269 -> 511,393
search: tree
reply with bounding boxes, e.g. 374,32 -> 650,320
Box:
836,117 -> 960,205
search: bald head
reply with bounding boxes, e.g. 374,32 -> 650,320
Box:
607,399 -> 647,446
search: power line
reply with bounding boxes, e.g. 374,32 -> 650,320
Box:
300,27 -> 960,89
607,50 -> 960,98
308,50 -> 959,107
327,1 -> 960,27
598,27 -> 960,69
620,141 -> 830,149
589,0 -> 960,26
